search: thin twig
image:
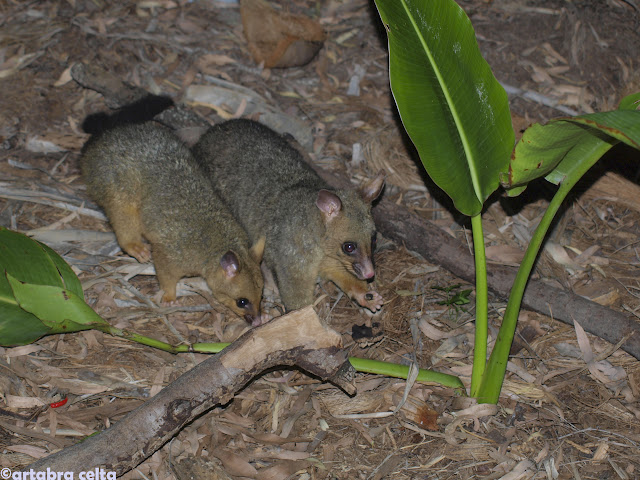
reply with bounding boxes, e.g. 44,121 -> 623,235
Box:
0,183 -> 106,220
501,82 -> 580,116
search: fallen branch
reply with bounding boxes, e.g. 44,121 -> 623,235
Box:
27,306 -> 354,476
70,63 -> 640,360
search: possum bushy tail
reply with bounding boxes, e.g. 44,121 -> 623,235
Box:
82,95 -> 174,135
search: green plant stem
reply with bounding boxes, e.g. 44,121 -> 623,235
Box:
348,357 -> 465,391
95,324 -> 229,354
476,164 -> 596,403
470,213 -> 488,397
93,324 -> 465,390
97,326 -> 466,390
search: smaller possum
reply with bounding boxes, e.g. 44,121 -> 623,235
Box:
80,122 -> 265,324
192,119 -> 385,313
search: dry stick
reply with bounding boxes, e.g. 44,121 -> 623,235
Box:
71,63 -> 640,360
28,307 -> 355,476
0,183 -> 106,220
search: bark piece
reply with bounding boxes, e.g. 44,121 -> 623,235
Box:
240,0 -> 325,68
28,307 -> 355,476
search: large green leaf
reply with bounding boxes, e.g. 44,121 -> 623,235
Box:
374,0 -> 514,216
0,228 -> 86,345
562,110 -> 640,148
501,122 -> 615,192
0,228 -> 82,294
502,108 -> 640,193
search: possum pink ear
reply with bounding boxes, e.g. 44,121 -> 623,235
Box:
316,190 -> 342,222
220,251 -> 240,278
359,170 -> 385,203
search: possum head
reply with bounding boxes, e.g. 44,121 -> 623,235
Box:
206,238 -> 265,325
316,171 -> 385,281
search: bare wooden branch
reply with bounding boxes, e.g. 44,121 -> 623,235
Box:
28,307 -> 354,476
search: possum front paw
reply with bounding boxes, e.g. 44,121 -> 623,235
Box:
159,283 -> 179,305
124,241 -> 152,263
160,292 -> 179,306
354,290 -> 384,312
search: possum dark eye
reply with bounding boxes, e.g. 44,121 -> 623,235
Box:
342,242 -> 357,255
236,298 -> 250,309
371,233 -> 377,251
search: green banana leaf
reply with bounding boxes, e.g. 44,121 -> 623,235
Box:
0,228 -> 92,345
374,0 -> 514,216
502,96 -> 640,193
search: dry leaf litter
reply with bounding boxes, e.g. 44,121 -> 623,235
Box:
1,0 -> 640,478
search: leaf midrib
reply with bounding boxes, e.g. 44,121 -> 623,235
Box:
399,0 -> 482,204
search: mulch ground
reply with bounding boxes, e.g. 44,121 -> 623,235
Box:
1,0 -> 640,478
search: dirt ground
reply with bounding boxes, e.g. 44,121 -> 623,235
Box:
2,0 -> 640,478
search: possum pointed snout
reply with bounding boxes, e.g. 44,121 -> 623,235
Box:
353,258 -> 375,280
247,312 -> 269,326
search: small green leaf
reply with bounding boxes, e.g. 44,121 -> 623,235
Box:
432,284 -> 462,293
503,109 -> 640,194
0,286 -> 51,346
7,273 -> 108,332
0,228 -> 71,290
0,227 -> 88,345
450,289 -> 472,306
38,241 -> 83,297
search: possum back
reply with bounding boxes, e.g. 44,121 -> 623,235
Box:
192,119 -> 326,236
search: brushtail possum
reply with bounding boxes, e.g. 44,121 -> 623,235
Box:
80,121 -> 265,324
192,119 -> 385,312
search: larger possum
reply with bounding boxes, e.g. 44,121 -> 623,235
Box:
192,119 -> 385,312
